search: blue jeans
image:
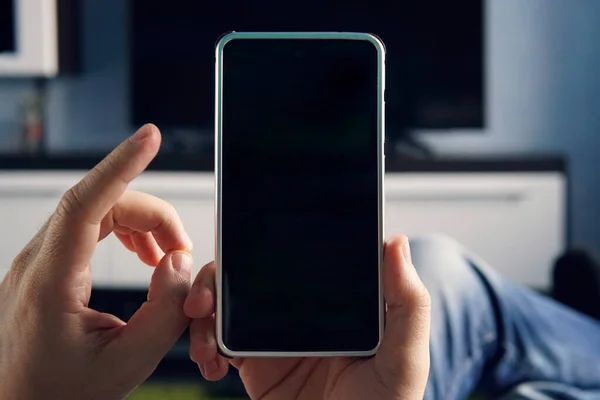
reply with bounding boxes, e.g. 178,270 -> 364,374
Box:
412,235 -> 600,400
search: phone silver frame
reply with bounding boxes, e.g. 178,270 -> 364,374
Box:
214,31 -> 386,358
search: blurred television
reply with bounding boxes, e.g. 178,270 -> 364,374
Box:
130,0 -> 485,141
0,0 -> 80,76
0,0 -> 15,53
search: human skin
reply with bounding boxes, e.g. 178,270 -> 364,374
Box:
0,125 -> 194,399
185,234 -> 432,400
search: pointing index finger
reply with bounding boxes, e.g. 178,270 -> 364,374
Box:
36,125 -> 162,290
58,124 -> 160,225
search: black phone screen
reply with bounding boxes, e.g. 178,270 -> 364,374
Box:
219,37 -> 382,353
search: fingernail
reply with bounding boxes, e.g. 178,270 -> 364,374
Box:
130,125 -> 151,142
171,252 -> 193,280
402,240 -> 412,265
204,360 -> 219,375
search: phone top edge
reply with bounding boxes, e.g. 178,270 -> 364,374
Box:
215,31 -> 387,44
214,30 -> 235,49
214,31 -> 386,71
364,32 -> 387,55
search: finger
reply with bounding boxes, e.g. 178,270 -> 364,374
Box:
189,315 -> 229,381
184,261 -> 215,319
115,230 -> 165,267
114,231 -> 136,252
107,251 -> 193,382
100,190 -> 193,253
190,316 -> 217,364
374,235 -> 431,396
199,355 -> 229,382
131,231 -> 164,266
38,124 -> 161,285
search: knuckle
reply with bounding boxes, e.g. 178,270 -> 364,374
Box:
171,279 -> 192,306
400,279 -> 432,312
11,249 -> 31,272
9,254 -> 33,285
150,277 -> 190,311
420,285 -> 432,308
156,199 -> 179,229
9,240 -> 43,281
412,283 -> 432,311
100,152 -> 118,172
3,264 -> 21,288
56,185 -> 85,219
164,200 -> 178,219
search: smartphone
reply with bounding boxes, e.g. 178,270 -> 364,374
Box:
215,32 -> 385,357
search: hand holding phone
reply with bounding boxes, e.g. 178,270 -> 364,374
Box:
184,235 -> 431,399
183,31 -> 429,398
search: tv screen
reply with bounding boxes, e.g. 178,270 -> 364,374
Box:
130,0 -> 484,137
0,0 -> 16,53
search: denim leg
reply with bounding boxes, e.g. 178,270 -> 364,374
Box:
500,381 -> 600,400
411,234 -> 600,400
411,235 -> 500,400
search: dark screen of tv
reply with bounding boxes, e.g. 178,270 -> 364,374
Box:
130,0 -> 484,136
0,0 -> 16,53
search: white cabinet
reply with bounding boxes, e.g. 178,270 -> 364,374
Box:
384,173 -> 566,289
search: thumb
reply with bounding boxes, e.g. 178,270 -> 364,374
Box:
374,235 -> 431,395
110,251 -> 192,380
